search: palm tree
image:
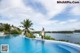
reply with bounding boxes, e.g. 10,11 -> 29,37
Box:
21,19 -> 33,37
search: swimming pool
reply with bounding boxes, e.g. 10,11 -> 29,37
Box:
0,35 -> 80,53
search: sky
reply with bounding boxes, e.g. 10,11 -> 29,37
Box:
0,0 -> 80,31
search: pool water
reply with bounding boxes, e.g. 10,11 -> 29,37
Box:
0,35 -> 80,53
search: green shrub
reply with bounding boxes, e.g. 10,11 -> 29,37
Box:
4,30 -> 9,34
26,32 -> 35,38
58,40 -> 69,42
10,30 -> 21,34
0,27 -> 4,31
76,42 -> 80,45
44,36 -> 55,40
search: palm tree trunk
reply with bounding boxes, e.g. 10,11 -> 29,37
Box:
24,30 -> 26,35
24,28 -> 29,36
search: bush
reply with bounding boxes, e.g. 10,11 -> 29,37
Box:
44,36 -> 55,40
0,27 -> 4,31
26,32 -> 35,38
58,40 -> 69,42
10,30 -> 21,34
76,42 -> 80,45
3,30 -> 10,34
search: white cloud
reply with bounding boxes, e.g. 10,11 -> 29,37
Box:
36,0 -> 68,18
59,22 -> 67,25
68,3 -> 80,15
71,6 -> 80,15
0,0 -> 80,31
68,19 -> 78,22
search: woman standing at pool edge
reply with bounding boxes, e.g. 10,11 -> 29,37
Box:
41,27 -> 45,39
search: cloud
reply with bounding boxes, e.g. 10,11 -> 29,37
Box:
23,0 -> 47,15
36,0 -> 68,18
71,6 -> 80,15
0,0 -> 80,31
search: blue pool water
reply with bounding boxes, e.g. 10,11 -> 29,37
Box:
0,35 -> 80,53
